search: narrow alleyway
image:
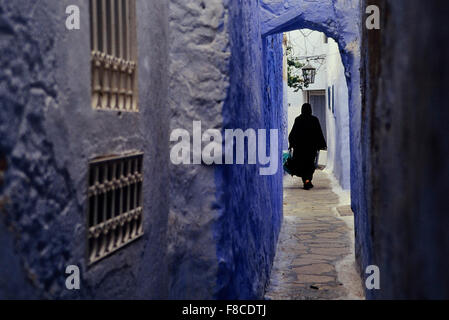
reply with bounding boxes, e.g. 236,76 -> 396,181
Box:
265,170 -> 364,300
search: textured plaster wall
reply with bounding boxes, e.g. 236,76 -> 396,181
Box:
326,38 -> 351,190
360,0 -> 449,299
282,36 -> 289,150
214,0 -> 284,297
168,0 -> 283,299
0,0 -> 368,300
0,0 -> 170,299
0,0 -> 286,300
167,0 -> 230,299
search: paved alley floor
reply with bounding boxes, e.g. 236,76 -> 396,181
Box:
265,170 -> 364,300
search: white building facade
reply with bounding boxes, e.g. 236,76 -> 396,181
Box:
285,30 -> 351,190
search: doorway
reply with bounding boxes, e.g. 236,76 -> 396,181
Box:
266,27 -> 362,299
308,90 -> 327,144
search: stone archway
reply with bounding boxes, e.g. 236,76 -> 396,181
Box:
260,0 -> 368,277
165,0 -> 368,300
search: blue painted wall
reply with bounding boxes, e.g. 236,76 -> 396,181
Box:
0,0 -> 170,299
214,0 -> 284,299
259,0 -> 367,283
0,0 -> 370,300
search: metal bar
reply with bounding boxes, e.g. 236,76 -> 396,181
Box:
116,160 -> 124,246
125,0 -> 130,61
98,165 -> 108,257
91,0 -> 98,51
137,156 -> 143,234
91,164 -> 100,262
94,166 -> 99,226
122,158 -> 131,242
130,0 -> 137,111
103,165 -> 108,223
91,0 -> 102,109
101,0 -> 108,54
124,0 -> 132,111
100,0 -> 110,109
117,0 -> 124,110
131,158 -> 138,237
110,0 -> 119,109
296,54 -> 327,61
88,155 -> 144,264
108,162 -> 116,252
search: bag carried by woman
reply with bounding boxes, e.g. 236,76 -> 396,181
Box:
283,149 -> 296,176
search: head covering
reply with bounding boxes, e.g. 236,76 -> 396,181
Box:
301,103 -> 312,116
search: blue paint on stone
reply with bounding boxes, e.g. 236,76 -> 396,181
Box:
259,0 -> 372,293
0,0 -> 170,299
214,0 -> 284,299
0,0 -> 375,300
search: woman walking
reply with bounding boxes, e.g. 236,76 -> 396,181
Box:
288,103 -> 327,190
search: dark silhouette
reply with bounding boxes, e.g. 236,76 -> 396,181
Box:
288,103 -> 327,190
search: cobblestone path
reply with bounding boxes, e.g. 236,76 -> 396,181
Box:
265,170 -> 364,300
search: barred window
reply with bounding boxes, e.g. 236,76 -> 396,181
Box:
90,0 -> 138,112
87,153 -> 144,265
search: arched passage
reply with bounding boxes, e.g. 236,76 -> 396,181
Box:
260,0 -> 370,292
165,0 -> 371,300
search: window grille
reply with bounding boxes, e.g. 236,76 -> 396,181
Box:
90,0 -> 138,112
87,153 -> 144,265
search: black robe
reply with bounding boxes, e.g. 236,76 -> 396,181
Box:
288,114 -> 327,180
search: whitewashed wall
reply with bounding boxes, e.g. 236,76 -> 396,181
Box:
325,38 -> 351,189
286,30 -> 327,142
285,30 -> 350,189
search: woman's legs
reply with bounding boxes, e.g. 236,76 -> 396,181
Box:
302,174 -> 314,190
295,149 -> 317,189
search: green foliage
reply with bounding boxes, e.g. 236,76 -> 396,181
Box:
286,45 -> 305,92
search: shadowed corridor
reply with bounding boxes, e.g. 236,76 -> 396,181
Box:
265,170 -> 364,300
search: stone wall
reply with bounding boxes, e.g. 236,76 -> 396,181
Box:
168,0 -> 284,299
1,0 -> 415,301
0,0 -> 286,300
360,0 -> 449,299
167,0 -> 230,299
326,38 -> 351,190
0,0 -> 170,299
214,0 -> 284,296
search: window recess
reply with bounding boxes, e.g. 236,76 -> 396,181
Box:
87,152 -> 144,265
90,0 -> 138,112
